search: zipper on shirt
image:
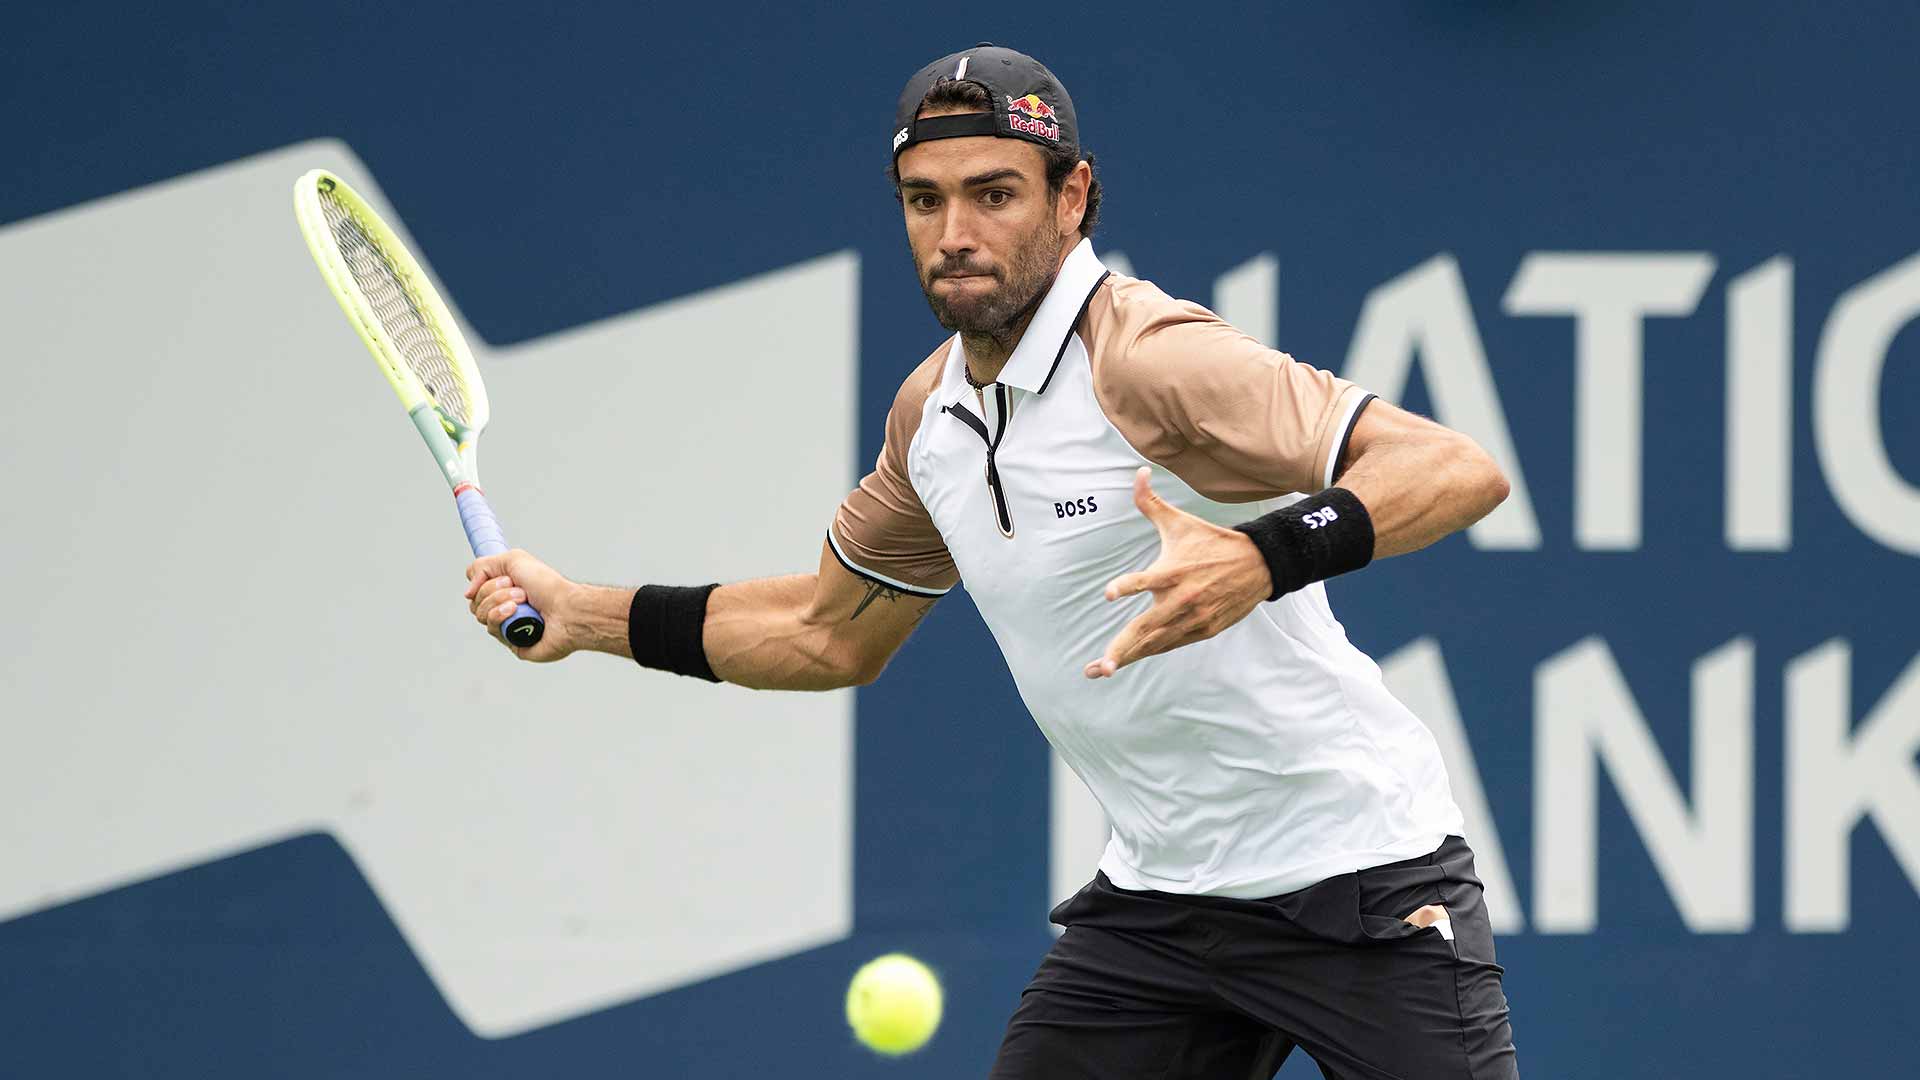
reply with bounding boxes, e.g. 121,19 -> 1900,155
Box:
943,383 -> 1015,538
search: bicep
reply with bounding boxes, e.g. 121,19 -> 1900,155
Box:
1333,399 -> 1508,558
1333,398 -> 1459,481
817,370 -> 956,673
807,540 -> 941,668
1098,309 -> 1366,499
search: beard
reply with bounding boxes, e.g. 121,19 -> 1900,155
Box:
915,219 -> 1067,338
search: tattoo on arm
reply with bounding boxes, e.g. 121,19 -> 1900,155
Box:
850,580 -> 905,621
848,580 -> 939,627
907,598 -> 937,628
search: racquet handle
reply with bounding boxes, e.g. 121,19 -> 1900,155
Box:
455,485 -> 546,647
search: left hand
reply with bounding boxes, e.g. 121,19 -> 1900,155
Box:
1085,468 -> 1274,679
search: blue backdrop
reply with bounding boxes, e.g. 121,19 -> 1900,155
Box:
4,2 -> 1917,1076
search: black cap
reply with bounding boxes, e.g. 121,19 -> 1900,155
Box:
891,43 -> 1078,161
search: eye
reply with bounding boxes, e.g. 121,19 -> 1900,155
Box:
982,189 -> 1011,208
908,193 -> 938,212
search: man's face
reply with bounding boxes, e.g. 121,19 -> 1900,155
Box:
895,125 -> 1076,337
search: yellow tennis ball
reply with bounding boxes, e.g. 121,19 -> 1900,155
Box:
845,953 -> 943,1056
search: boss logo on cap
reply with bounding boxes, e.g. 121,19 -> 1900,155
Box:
892,127 -> 911,152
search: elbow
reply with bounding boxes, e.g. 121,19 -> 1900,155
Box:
1481,455 -> 1512,512
1454,434 -> 1510,517
846,655 -> 889,687
828,642 -> 891,688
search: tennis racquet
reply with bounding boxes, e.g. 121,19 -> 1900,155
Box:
292,168 -> 545,646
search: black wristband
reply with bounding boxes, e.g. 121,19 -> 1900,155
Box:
628,584 -> 722,682
1233,488 -> 1375,601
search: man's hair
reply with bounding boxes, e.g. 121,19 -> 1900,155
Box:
889,79 -> 1102,238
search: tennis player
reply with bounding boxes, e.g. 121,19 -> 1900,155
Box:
465,43 -> 1519,1079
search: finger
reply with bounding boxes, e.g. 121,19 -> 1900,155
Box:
473,581 -> 526,621
473,590 -> 519,623
464,556 -> 512,597
471,577 -> 504,618
485,599 -> 518,633
1095,623 -> 1193,678
1087,608 -> 1166,678
1105,565 -> 1176,602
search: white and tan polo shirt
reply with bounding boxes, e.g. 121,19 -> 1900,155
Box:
831,239 -> 1464,899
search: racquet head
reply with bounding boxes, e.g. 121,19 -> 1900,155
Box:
292,167 -> 546,646
292,168 -> 490,487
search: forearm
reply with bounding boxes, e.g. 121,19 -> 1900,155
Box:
530,531 -> 935,688
556,583 -> 642,656
1338,434 -> 1509,558
1085,409 -> 1508,678
561,574 -> 875,691
703,575 -> 866,691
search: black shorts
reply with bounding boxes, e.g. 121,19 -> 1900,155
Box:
989,835 -> 1518,1080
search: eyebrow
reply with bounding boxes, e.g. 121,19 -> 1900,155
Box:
897,167 -> 1029,190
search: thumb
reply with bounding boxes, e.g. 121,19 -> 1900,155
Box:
1132,467 -> 1176,527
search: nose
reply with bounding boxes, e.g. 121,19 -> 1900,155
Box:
937,203 -> 979,261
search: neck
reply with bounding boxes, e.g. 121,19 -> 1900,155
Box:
959,306 -> 1041,386
960,239 -> 1076,384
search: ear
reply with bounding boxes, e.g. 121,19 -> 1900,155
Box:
1056,159 -> 1092,237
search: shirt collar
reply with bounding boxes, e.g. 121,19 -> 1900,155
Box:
955,238 -> 1110,395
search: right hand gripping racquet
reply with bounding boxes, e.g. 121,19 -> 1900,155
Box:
293,169 -> 545,646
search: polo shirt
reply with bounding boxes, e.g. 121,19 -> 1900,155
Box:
831,239 -> 1464,898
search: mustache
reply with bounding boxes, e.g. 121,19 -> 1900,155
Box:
927,259 -> 999,281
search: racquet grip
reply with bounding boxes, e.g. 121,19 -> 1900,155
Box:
455,486 -> 546,647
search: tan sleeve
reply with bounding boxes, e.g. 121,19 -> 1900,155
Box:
828,346 -> 959,595
1085,275 -> 1372,502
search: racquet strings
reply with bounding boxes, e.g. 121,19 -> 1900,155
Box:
317,184 -> 473,426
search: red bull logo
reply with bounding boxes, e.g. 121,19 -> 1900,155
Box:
1007,93 -> 1058,121
1006,93 -> 1061,141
